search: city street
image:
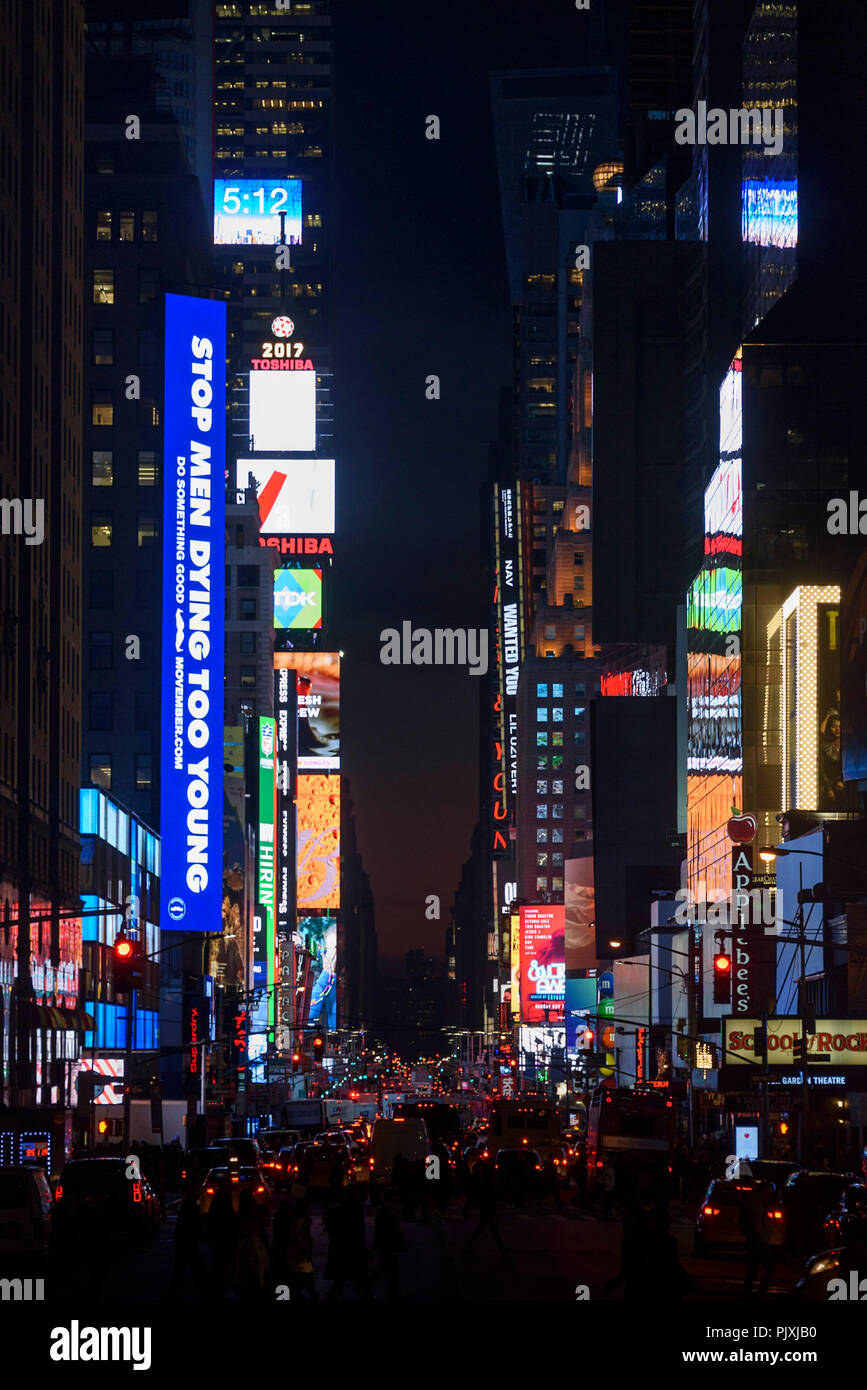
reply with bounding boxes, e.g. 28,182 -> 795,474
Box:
42,1192 -> 803,1304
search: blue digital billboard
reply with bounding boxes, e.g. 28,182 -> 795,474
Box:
160,293 -> 226,930
214,179 -> 302,246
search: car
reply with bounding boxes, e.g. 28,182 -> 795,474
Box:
210,1137 -> 262,1169
180,1146 -> 227,1184
295,1142 -> 354,1192
694,1178 -> 784,1257
370,1118 -> 429,1187
199,1166 -> 272,1216
782,1171 -> 852,1251
256,1129 -> 303,1162
741,1158 -> 803,1194
53,1158 -> 160,1249
0,1165 -> 54,1267
822,1182 -> 867,1245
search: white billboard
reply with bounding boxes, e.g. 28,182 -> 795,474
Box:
249,369 -> 316,453
236,458 -> 335,535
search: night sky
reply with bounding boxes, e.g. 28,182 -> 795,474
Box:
331,0 -> 604,966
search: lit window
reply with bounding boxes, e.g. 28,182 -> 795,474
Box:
240,665 -> 257,688
92,269 -> 114,304
119,211 -> 134,242
552,804 -> 563,820
137,514 -> 156,547
135,755 -> 153,790
536,732 -> 548,747
536,756 -> 547,771
92,328 -> 114,365
536,683 -> 548,698
138,450 -> 156,489
552,707 -> 563,723
536,804 -> 548,820
536,830 -> 548,843
551,755 -> 563,769
552,780 -> 563,795
91,515 -> 112,547
552,683 -> 563,698
552,828 -> 563,844
536,707 -> 548,723
536,781 -> 548,795
552,732 -> 563,747
552,876 -> 563,892
89,754 -> 111,789
536,877 -> 548,894
139,397 -> 159,428
91,451 -> 113,487
96,210 -> 112,240
552,854 -> 563,867
91,391 -> 113,426
536,854 -> 549,868
575,707 -> 585,720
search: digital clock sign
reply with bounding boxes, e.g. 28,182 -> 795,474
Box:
214,179 -> 302,246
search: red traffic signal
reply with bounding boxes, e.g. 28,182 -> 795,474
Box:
113,933 -> 144,993
713,949 -> 731,1005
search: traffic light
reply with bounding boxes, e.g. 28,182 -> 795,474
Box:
792,1034 -> 806,1062
312,1030 -> 324,1052
713,942 -> 732,1004
113,933 -> 145,993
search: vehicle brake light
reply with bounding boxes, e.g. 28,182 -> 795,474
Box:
205,1187 -> 215,1196
703,1207 -> 720,1217
770,1210 -> 783,1219
231,1176 -> 239,1184
256,1185 -> 266,1194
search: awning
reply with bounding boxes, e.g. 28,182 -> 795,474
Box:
26,1003 -> 95,1031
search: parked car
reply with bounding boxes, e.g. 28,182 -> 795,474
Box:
0,1165 -> 53,1266
694,1178 -> 784,1257
199,1166 -> 272,1217
782,1171 -> 851,1251
53,1158 -> 160,1250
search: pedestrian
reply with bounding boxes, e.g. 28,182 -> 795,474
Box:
205,1181 -> 238,1296
323,1190 -> 351,1299
285,1196 -> 318,1299
233,1191 -> 269,1301
741,1184 -> 778,1298
463,1161 -> 506,1254
371,1187 -> 407,1298
169,1181 -> 206,1297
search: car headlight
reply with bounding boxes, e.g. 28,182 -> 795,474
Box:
810,1256 -> 841,1275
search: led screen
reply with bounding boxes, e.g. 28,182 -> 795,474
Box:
274,568 -> 323,630
296,915 -> 338,1031
297,775 -> 340,910
273,651 -> 340,770
214,178 -> 302,245
160,293 -> 225,930
249,370 -> 316,453
519,905 -> 565,1024
237,458 -> 335,535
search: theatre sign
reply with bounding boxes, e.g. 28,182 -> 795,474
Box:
725,1018 -> 867,1065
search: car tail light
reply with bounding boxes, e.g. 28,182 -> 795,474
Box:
181,1169 -> 187,1181
231,1176 -> 239,1184
770,1210 -> 783,1220
703,1206 -> 720,1217
256,1185 -> 266,1194
205,1187 -> 215,1196
369,1157 -> 375,1169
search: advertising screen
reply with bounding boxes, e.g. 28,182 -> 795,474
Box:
274,568 -> 323,631
160,293 -> 225,930
565,855 -> 596,974
565,975 -> 598,1054
213,178 -> 302,245
237,458 -> 335,535
274,651 -> 340,769
273,668 -> 297,937
519,905 -> 565,1024
297,775 -> 340,910
296,915 -> 338,1031
842,550 -> 867,782
248,370 -> 316,453
257,718 -> 276,1030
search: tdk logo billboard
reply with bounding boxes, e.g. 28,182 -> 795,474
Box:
160,293 -> 226,929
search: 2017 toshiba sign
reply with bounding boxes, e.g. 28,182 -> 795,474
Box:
160,294 -> 226,929
725,1018 -> 867,1065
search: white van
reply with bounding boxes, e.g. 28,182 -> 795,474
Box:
370,1118 -> 429,1184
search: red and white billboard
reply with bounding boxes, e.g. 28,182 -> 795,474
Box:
519,905 -> 565,1024
236,457 -> 335,535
